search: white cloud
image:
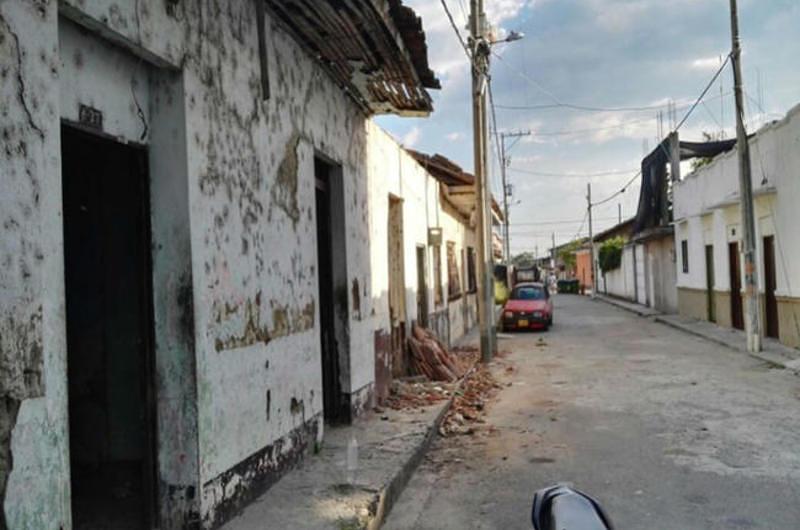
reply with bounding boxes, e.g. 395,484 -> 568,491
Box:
690,56 -> 725,71
402,127 -> 422,147
446,131 -> 465,141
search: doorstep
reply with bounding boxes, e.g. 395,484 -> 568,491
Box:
219,400 -> 452,530
655,313 -> 800,373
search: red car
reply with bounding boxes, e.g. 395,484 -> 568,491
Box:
501,282 -> 553,331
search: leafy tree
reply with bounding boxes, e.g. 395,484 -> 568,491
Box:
598,236 -> 625,272
511,251 -> 535,267
558,240 -> 582,270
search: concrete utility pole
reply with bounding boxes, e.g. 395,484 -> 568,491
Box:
587,183 -> 595,299
499,130 -> 531,264
729,0 -> 762,352
551,232 -> 556,269
470,0 -> 495,362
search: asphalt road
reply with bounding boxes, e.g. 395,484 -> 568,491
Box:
384,295 -> 800,530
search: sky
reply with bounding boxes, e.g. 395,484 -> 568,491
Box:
376,0 -> 800,257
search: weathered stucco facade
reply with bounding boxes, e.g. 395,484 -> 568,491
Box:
674,103 -> 800,349
0,2 -> 479,528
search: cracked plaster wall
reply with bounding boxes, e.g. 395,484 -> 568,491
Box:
1,1 -> 475,527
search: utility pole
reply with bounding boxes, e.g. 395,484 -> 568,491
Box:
470,0 -> 494,362
551,232 -> 556,269
618,203 -> 622,224
587,183 -> 595,299
729,0 -> 762,352
499,130 -> 531,264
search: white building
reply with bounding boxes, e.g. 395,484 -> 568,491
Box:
0,2 -> 484,529
674,103 -> 800,350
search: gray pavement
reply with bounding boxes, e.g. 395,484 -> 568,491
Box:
384,294 -> 800,530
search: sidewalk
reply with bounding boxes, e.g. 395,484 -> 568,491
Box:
594,293 -> 800,373
593,293 -> 661,317
220,400 -> 451,530
654,313 -> 800,373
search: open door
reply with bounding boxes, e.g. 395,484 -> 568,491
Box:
764,236 -> 779,339
729,242 -> 744,330
62,125 -> 157,529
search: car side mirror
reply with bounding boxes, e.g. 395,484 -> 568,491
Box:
531,485 -> 614,530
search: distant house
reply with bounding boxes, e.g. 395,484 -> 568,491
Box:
592,218 -> 636,299
673,103 -> 800,349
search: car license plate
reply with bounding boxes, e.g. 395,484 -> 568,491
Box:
518,319 -> 529,327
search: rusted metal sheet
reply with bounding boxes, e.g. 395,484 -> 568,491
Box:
264,0 -> 438,115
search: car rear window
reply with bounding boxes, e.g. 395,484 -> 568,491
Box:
511,286 -> 545,300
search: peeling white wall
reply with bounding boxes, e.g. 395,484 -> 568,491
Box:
1,2 -> 470,528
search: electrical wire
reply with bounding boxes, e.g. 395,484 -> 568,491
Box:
488,77 -> 504,195
675,53 -> 731,131
509,167 -> 638,178
440,0 -> 472,61
512,216 -> 619,226
591,170 -> 642,207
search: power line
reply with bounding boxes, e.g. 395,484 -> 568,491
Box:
675,53 -> 731,131
509,167 -> 638,178
439,0 -> 471,61
512,216 -> 619,226
591,170 -> 642,207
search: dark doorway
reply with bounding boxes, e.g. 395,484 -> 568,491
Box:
315,157 -> 348,422
61,124 -> 156,529
729,242 -> 744,330
764,236 -> 779,339
416,246 -> 428,328
705,245 -> 716,322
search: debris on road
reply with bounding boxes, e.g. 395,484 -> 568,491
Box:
383,379 -> 452,411
440,364 -> 504,437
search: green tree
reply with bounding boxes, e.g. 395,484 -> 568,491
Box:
598,236 -> 625,272
511,251 -> 535,267
558,240 -> 582,270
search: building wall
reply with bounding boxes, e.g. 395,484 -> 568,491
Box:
365,124 -> 477,349
575,249 -> 593,289
601,244 -> 635,301
1,4 -> 474,528
674,103 -> 800,348
645,236 -> 678,314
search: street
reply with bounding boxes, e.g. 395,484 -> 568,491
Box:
384,294 -> 800,529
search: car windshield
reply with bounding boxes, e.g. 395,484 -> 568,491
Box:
511,286 -> 545,300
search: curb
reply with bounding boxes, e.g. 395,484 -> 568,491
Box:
367,396 -> 453,530
654,316 -> 799,374
593,295 -> 659,318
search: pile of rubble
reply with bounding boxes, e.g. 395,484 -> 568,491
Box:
407,324 -> 475,382
439,363 -> 503,436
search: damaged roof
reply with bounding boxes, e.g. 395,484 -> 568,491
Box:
265,0 -> 439,116
408,149 -> 505,224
